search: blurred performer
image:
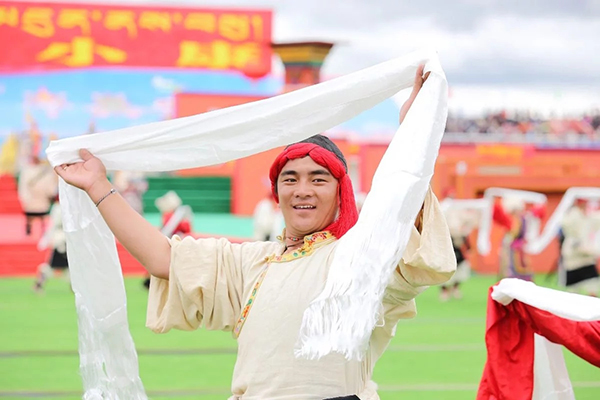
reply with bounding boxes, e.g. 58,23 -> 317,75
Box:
112,171 -> 148,215
555,228 -> 567,286
252,192 -> 277,241
0,133 -> 19,175
33,201 -> 69,292
143,191 -> 192,289
560,199 -> 600,296
495,197 -> 533,281
18,156 -> 58,235
440,206 -> 477,301
156,190 -> 192,237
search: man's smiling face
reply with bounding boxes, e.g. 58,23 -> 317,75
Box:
277,156 -> 339,238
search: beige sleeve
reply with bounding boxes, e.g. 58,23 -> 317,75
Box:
386,186 -> 457,303
146,236 -> 245,334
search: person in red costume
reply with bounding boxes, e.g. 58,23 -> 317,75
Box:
493,197 -> 538,281
156,191 -> 192,236
143,191 -> 192,289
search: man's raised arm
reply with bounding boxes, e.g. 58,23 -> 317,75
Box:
55,149 -> 171,279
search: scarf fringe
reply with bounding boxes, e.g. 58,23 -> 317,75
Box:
295,220 -> 402,360
295,295 -> 382,360
76,300 -> 147,400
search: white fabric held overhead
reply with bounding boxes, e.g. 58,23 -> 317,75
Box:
526,187 -> 600,254
295,57 -> 448,360
46,48 -> 448,397
475,187 -> 600,256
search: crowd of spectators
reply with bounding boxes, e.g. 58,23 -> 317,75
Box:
445,110 -> 600,138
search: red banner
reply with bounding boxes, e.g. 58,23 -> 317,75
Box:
0,1 -> 272,73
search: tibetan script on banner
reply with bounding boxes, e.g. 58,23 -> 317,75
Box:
0,1 -> 272,73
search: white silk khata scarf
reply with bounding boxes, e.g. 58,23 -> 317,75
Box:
46,48 -> 448,398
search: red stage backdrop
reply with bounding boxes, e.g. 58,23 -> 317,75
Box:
0,1 -> 272,72
175,92 -> 266,117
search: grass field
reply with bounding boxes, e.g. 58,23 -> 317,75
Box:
1,275 -> 599,399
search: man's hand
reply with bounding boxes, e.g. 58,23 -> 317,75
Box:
399,64 -> 431,124
54,149 -> 109,195
411,64 -> 431,94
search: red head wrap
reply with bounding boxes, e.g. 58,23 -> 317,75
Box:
269,142 -> 358,238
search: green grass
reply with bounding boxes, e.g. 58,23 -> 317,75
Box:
0,276 -> 598,399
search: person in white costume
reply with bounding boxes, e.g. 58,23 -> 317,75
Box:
53,66 -> 455,400
33,201 -> 70,292
252,191 -> 278,241
440,195 -> 478,301
18,155 -> 57,235
560,198 -> 600,296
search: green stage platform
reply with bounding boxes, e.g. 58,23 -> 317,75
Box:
145,212 -> 253,239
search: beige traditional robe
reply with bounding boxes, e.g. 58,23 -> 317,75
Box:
560,206 -> 600,294
17,163 -> 57,213
561,206 -> 599,272
147,188 -> 456,399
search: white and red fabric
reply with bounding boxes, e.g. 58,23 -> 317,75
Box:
478,278 -> 600,400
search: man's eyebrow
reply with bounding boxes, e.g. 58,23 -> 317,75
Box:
279,169 -> 331,177
309,169 -> 332,176
280,170 -> 298,177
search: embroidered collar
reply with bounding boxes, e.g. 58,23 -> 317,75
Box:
268,230 -> 336,263
233,230 -> 336,338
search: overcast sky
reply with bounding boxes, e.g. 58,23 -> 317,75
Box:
121,0 -> 600,88
45,0 -> 600,113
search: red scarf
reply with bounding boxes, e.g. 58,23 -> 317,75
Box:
269,143 -> 358,238
478,286 -> 600,399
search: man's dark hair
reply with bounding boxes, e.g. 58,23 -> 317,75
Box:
290,134 -> 348,172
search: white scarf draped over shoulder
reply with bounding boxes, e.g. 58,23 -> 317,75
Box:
46,48 -> 448,399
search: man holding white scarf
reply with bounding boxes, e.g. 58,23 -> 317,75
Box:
54,66 -> 455,400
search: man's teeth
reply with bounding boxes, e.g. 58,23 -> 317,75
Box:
295,206 -> 315,209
